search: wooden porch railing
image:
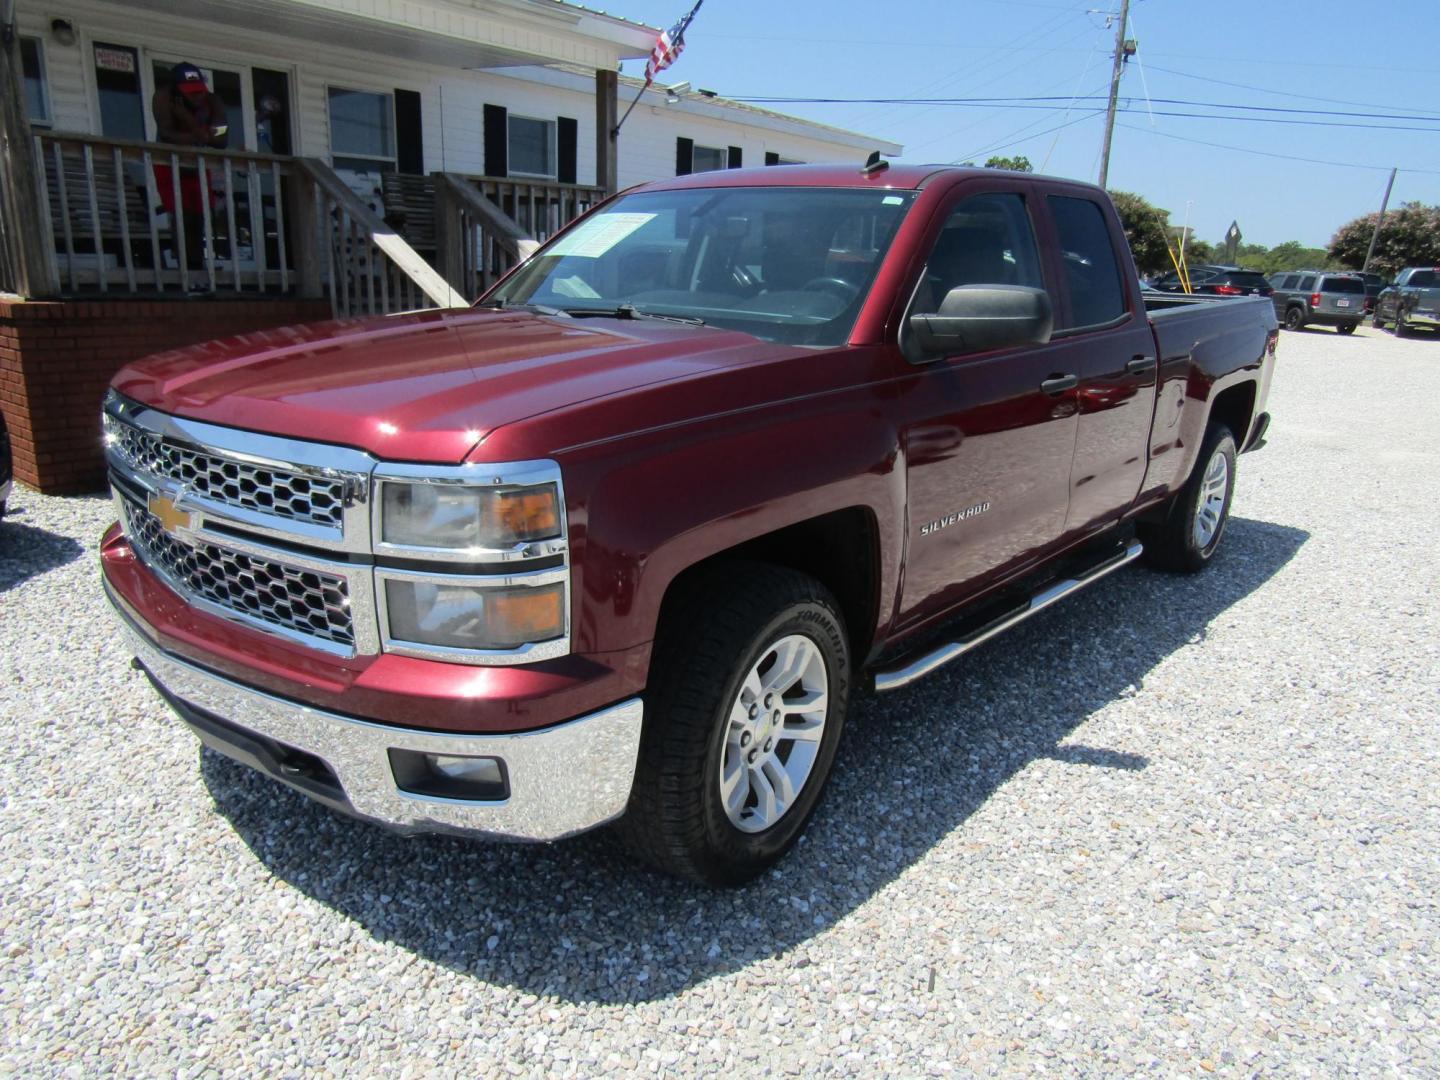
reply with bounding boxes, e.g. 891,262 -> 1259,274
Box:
296,160 -> 464,316
17,131 -> 607,312
27,131 -> 461,315
33,131 -> 300,296
434,174 -> 539,296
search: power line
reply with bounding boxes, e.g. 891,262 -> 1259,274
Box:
730,93 -> 1440,124
724,94 -> 1440,133
1115,121 -> 1440,176
1141,62 -> 1440,118
958,110 -> 1107,164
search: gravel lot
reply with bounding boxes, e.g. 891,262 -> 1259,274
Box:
2,324 -> 1437,1076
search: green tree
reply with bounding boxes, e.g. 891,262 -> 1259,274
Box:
983,155 -> 1033,172
1329,202 -> 1440,277
1108,190 -> 1174,276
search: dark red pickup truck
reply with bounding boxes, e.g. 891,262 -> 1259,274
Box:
101,164 -> 1276,884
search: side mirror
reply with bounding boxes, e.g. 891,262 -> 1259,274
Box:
908,285 -> 1053,358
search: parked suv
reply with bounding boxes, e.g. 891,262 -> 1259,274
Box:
1268,270 -> 1365,333
1154,265 -> 1273,298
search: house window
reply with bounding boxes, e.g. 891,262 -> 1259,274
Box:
509,116 -> 556,178
328,87 -> 396,171
21,37 -> 50,125
691,144 -> 726,173
94,42 -> 146,141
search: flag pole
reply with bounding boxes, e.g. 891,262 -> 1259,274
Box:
612,81 -> 649,138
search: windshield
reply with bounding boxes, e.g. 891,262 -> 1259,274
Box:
487,187 -> 917,346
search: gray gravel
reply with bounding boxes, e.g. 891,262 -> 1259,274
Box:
2,323 -> 1438,1076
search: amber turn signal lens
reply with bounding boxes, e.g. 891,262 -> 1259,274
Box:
487,486 -> 560,543
489,585 -> 565,641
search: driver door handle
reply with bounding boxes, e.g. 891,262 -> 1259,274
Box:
1125,355 -> 1154,376
1040,374 -> 1079,395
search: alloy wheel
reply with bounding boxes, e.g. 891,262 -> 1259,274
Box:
718,634 -> 829,833
1193,449 -> 1229,550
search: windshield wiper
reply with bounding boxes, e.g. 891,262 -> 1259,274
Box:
475,299 -> 570,317
563,304 -> 705,327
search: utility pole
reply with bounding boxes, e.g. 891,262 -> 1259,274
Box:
1097,0 -> 1133,191
1362,167 -> 1397,273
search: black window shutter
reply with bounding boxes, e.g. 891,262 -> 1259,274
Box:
765,151 -> 780,166
484,104 -> 508,178
728,146 -> 743,169
557,116 -> 578,184
395,89 -> 423,174
675,136 -> 693,176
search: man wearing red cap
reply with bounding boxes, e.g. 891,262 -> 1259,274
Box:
152,63 -> 229,282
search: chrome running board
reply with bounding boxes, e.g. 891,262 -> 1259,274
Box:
872,540 -> 1144,692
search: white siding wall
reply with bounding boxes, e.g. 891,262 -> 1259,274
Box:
17,0 -> 896,192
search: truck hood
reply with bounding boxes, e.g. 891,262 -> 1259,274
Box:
113,308 -> 800,462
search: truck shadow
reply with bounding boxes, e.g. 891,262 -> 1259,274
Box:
0,515 -> 87,593
202,516 -> 1308,1005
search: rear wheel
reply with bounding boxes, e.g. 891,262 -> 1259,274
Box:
1338,322 -> 1357,335
1138,425 -> 1237,574
1283,307 -> 1305,331
619,563 -> 851,885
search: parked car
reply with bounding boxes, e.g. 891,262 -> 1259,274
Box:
1348,271 -> 1389,315
1372,268 -> 1440,336
1268,270 -> 1365,333
98,165 -> 1277,885
1153,265 -> 1273,298
0,410 -> 11,521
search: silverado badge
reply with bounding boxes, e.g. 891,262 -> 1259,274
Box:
147,492 -> 194,536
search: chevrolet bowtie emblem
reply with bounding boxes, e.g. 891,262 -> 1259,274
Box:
147,493 -> 193,535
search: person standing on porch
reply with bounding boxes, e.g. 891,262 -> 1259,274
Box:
151,62 -> 229,280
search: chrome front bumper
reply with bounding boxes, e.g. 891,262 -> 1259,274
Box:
109,591 -> 643,842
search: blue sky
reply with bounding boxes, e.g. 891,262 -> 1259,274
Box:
611,0 -> 1440,249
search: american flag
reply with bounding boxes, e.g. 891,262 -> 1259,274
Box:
644,1 -> 704,85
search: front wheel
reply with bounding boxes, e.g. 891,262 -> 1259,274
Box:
1393,310 -> 1410,337
619,563 -> 851,885
1338,322 -> 1357,335
1138,425 -> 1237,574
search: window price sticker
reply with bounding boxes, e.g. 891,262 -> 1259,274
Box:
546,213 -> 656,258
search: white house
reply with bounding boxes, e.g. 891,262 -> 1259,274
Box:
13,0 -> 900,205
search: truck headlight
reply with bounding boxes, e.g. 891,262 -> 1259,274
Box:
382,576 -> 566,651
379,481 -> 560,552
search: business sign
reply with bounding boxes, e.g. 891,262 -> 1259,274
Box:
94,47 -> 137,74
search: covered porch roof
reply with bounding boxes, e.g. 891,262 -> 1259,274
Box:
119,0 -> 659,71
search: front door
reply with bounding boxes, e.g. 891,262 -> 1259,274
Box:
894,186 -> 1083,630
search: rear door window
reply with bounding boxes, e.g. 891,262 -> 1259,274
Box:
1272,274 -> 1295,290
1406,270 -> 1436,287
1048,195 -> 1127,328
1297,275 -> 1317,291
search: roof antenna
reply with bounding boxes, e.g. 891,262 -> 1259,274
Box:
862,151 -> 889,176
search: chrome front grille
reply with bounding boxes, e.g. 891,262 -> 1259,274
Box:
105,413 -> 347,529
123,496 -> 355,648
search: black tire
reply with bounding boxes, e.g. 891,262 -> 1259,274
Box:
1372,309 -> 1385,329
619,563 -> 851,886
1137,425 -> 1238,574
1337,322 -> 1357,335
1283,306 -> 1305,331
1393,310 -> 1409,337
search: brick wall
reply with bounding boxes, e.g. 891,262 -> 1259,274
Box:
0,298 -> 332,494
